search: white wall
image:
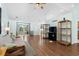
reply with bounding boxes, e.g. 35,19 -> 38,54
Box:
1,4 -> 10,35
71,4 -> 79,44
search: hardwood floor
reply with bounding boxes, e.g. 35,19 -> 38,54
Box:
27,35 -> 79,56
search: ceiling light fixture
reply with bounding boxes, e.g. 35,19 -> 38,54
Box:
35,3 -> 46,9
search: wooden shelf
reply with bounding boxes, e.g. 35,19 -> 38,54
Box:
57,40 -> 71,46
61,34 -> 71,36
58,20 -> 72,46
58,20 -> 71,23
59,28 -> 71,29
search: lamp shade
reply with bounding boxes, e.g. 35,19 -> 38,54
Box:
5,27 -> 10,31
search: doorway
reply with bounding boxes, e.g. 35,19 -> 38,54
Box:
16,22 -> 30,36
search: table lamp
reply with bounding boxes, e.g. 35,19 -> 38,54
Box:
5,27 -> 10,35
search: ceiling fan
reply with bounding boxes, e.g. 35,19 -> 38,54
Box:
33,3 -> 46,9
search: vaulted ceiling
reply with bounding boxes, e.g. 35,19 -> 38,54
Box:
1,3 -> 76,21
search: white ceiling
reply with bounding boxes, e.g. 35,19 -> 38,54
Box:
2,3 -> 76,20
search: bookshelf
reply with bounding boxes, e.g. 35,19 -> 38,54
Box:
57,20 -> 72,46
40,24 -> 50,39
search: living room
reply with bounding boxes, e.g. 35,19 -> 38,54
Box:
0,3 -> 79,56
